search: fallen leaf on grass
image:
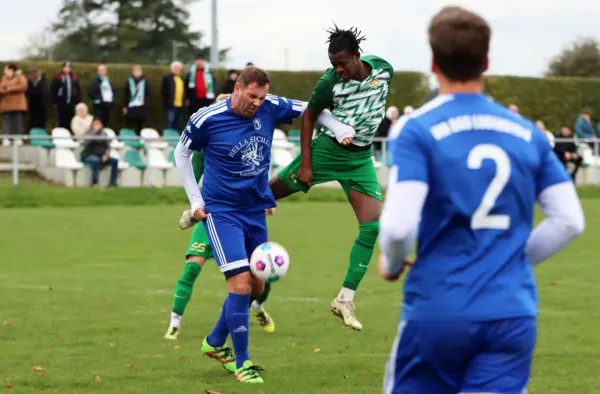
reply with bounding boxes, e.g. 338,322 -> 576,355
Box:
551,282 -> 558,286
291,342 -> 296,347
363,372 -> 369,377
125,364 -> 137,369
94,376 -> 101,382
173,345 -> 182,350
176,357 -> 184,361
205,390 -> 222,394
3,320 -> 13,326
32,366 -> 43,372
5,384 -> 13,389
313,348 -> 321,353
109,342 -> 115,347
309,308 -> 315,313
56,336 -> 63,341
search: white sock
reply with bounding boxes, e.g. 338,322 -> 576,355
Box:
251,300 -> 264,313
170,312 -> 182,328
337,288 -> 356,302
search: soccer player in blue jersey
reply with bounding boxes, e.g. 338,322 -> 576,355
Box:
378,6 -> 585,394
174,66 -> 354,383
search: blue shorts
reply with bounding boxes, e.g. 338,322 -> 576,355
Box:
203,211 -> 268,279
383,318 -> 536,394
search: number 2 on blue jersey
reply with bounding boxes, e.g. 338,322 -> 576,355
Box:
467,144 -> 511,230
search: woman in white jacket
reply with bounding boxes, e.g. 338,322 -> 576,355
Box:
71,102 -> 93,138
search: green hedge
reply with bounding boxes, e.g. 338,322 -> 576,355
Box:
484,75 -> 600,131
1,61 -> 429,133
3,60 -> 600,133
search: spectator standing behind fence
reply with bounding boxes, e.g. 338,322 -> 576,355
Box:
0,64 -> 28,147
51,61 -> 81,132
185,55 -> 216,115
536,120 -> 555,148
89,64 -> 115,128
161,61 -> 186,131
377,106 -> 399,138
122,65 -> 150,134
81,118 -> 118,188
26,69 -> 49,130
574,108 -> 596,144
220,69 -> 238,95
71,103 -> 93,139
554,126 -> 583,181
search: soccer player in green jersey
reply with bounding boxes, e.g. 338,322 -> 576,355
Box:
269,25 -> 393,331
165,95 -> 275,339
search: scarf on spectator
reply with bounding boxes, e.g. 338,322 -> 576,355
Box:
128,77 -> 145,107
188,62 -> 215,99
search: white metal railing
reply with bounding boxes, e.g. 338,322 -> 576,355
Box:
1,134 -> 599,186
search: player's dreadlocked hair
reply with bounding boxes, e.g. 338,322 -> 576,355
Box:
326,23 -> 366,55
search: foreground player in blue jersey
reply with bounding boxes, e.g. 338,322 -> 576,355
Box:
174,66 -> 354,384
378,6 -> 585,394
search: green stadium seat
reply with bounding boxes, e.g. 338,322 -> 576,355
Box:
168,149 -> 176,166
124,149 -> 147,169
288,129 -> 300,146
119,128 -> 145,149
163,129 -> 180,147
29,128 -> 55,149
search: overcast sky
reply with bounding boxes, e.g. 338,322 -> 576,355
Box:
1,0 -> 598,77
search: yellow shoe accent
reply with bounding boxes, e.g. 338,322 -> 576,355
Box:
235,360 -> 264,383
164,325 -> 180,340
254,310 -> 275,333
330,298 -> 363,331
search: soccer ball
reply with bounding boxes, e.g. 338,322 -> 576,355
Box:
249,242 -> 290,282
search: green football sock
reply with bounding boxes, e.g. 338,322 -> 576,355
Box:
171,262 -> 202,315
255,280 -> 271,305
342,221 -> 379,291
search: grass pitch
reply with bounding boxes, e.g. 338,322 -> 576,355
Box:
1,200 -> 600,393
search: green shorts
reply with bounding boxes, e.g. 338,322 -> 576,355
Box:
276,134 -> 381,200
186,222 -> 214,260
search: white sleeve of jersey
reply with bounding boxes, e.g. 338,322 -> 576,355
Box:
316,110 -> 355,142
174,139 -> 205,212
379,167 -> 428,274
526,182 -> 585,265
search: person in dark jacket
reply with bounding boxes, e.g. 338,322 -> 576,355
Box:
50,61 -> 81,132
185,55 -> 216,115
220,69 -> 238,95
81,118 -> 118,187
26,69 -> 49,130
122,65 -> 151,134
161,61 -> 186,130
554,126 -> 583,181
89,64 -> 116,127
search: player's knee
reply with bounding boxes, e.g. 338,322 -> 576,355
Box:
357,221 -> 379,247
187,255 -> 206,267
226,271 -> 253,294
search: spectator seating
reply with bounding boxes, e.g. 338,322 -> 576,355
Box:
104,128 -> 125,150
51,128 -> 80,149
119,128 -> 145,149
29,128 -> 55,149
141,128 -> 168,149
163,129 -> 180,147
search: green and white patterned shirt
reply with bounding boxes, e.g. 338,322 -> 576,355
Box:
307,55 -> 393,147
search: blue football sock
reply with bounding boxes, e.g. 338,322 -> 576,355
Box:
207,296 -> 229,348
226,292 -> 251,368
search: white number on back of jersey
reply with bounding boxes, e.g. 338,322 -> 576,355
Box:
467,144 -> 511,230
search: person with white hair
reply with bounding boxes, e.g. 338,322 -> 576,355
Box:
161,61 -> 186,130
377,105 -> 400,138
70,102 -> 93,139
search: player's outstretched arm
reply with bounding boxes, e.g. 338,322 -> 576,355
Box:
174,139 -> 206,220
526,182 -> 584,265
297,108 -> 319,186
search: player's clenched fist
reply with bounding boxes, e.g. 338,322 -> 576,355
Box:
378,254 -> 413,282
193,208 -> 208,221
297,164 -> 313,186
